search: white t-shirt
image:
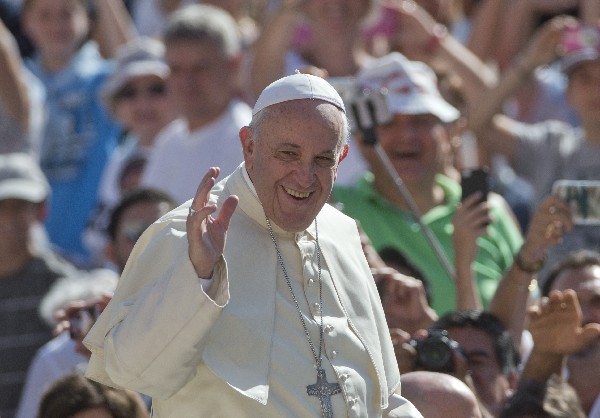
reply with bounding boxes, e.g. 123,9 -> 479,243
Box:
142,99 -> 252,203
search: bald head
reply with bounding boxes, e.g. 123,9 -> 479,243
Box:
401,372 -> 482,418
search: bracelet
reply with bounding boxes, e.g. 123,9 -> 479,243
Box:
515,250 -> 545,273
426,23 -> 448,54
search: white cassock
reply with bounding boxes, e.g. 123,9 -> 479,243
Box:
84,163 -> 423,418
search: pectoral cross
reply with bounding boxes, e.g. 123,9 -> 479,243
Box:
307,368 -> 342,418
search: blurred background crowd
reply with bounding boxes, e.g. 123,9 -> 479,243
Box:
1,0 -> 600,417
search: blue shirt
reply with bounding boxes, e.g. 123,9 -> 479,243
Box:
27,42 -> 121,266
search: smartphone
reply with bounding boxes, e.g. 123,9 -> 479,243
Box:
552,180 -> 600,225
461,167 -> 489,203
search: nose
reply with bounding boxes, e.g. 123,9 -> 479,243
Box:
293,161 -> 316,188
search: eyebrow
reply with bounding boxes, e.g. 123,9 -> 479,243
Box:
272,142 -> 338,155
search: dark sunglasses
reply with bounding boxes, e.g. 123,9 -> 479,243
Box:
114,82 -> 166,100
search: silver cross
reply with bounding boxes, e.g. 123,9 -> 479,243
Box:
307,368 -> 342,418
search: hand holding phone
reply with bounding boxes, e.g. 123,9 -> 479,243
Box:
461,167 -> 490,203
553,180 -> 600,225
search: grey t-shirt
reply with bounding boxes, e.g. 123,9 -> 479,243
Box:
514,120 -> 600,277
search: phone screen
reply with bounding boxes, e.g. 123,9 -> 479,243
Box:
553,180 -> 600,225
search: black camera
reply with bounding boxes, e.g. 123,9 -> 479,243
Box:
409,329 -> 461,373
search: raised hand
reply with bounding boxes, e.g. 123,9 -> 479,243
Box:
519,195 -> 573,266
373,267 -> 437,334
453,192 -> 491,268
452,192 -> 490,310
186,167 -> 239,278
528,289 -> 600,355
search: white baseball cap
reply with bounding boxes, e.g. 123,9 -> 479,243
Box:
356,52 -> 459,123
0,153 -> 50,203
101,37 -> 169,109
253,72 -> 346,115
561,23 -> 600,73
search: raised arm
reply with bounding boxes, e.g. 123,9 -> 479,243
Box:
452,192 -> 491,311
581,0 -> 600,23
248,1 -> 303,101
96,168 -> 237,398
0,18 -> 29,131
381,0 -> 497,106
91,0 -> 137,58
464,0 -> 506,63
488,194 -> 573,347
468,15 -> 577,164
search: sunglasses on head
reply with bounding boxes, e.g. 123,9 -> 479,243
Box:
114,82 -> 166,100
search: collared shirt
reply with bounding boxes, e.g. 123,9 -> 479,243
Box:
333,173 -> 523,315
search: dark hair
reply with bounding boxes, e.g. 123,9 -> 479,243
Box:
37,373 -> 148,418
541,249 -> 600,297
431,309 -> 521,375
500,375 -> 586,418
107,187 -> 176,241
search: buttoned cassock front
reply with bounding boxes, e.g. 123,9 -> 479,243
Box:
84,163 -> 422,417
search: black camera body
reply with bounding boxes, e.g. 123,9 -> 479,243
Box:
409,329 -> 461,373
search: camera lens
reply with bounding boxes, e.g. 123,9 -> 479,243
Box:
416,339 -> 454,372
410,330 -> 459,373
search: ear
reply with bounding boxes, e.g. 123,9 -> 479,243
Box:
35,201 -> 48,222
105,241 -> 117,265
239,126 -> 254,166
338,144 -> 349,164
333,144 -> 349,182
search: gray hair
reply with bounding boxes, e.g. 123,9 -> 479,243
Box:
163,4 -> 241,59
249,102 -> 350,159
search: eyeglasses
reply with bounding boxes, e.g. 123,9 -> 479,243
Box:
114,82 -> 166,100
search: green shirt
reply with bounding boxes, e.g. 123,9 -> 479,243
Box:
333,173 -> 523,315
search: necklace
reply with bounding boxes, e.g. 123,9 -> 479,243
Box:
265,217 -> 342,418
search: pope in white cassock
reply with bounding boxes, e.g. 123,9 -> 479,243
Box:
84,72 -> 423,418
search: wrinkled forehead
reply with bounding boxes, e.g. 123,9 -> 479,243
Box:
256,99 -> 346,140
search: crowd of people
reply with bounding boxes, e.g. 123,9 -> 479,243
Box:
1,0 -> 600,417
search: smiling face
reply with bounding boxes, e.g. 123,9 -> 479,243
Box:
241,100 -> 347,232
22,0 -> 89,68
362,113 -> 448,189
113,75 -> 174,144
165,38 -> 238,129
